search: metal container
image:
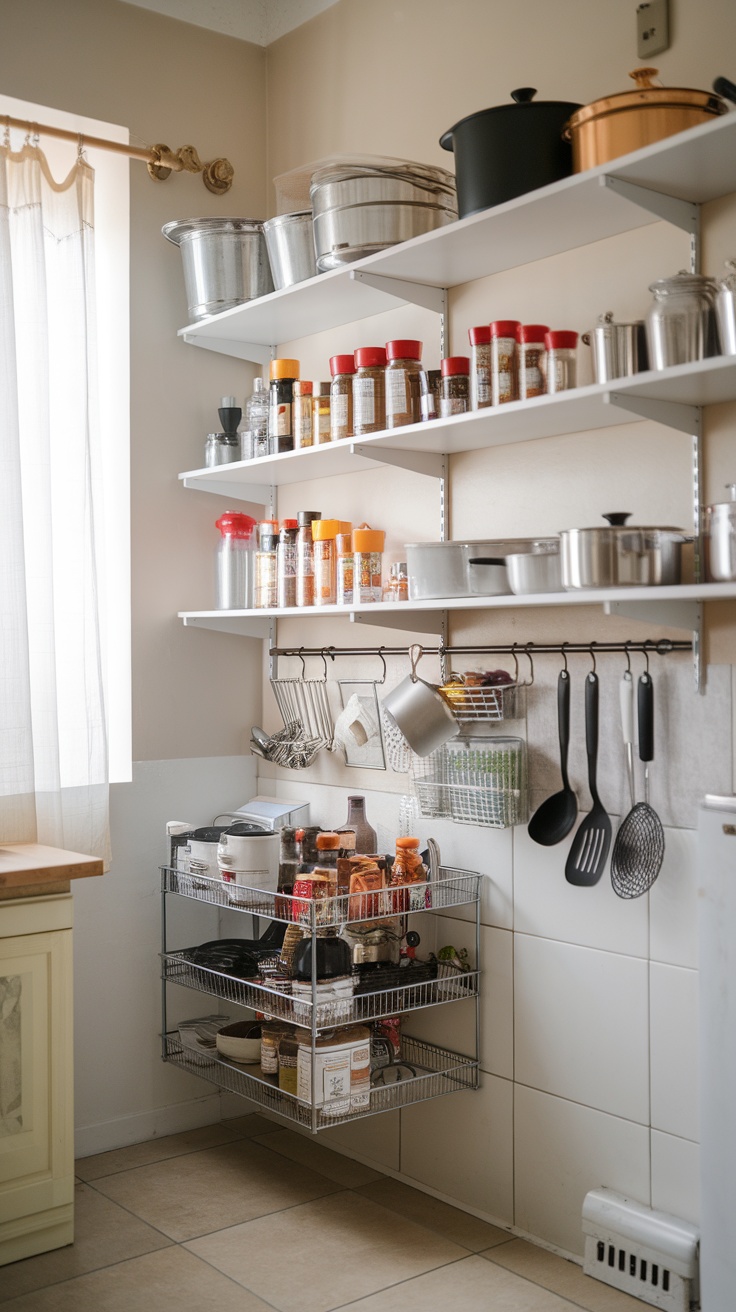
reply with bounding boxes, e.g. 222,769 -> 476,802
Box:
645,270 -> 720,370
582,312 -> 648,383
704,484 -> 736,581
162,217 -> 273,321
262,210 -> 317,290
405,539 -> 545,600
560,513 -> 692,589
563,67 -> 727,172
310,161 -> 457,272
715,259 -> 736,357
505,542 -> 562,594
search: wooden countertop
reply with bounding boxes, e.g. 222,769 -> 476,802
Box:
0,843 -> 104,892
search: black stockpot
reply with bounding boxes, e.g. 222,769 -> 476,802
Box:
440,88 -> 582,219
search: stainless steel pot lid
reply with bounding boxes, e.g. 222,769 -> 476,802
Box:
162,217 -> 266,244
310,158 -> 456,195
561,513 -> 690,538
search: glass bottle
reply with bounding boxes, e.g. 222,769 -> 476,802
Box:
297,826 -> 322,872
254,520 -> 278,609
353,346 -> 387,435
315,831 -> 340,874
343,796 -> 377,855
490,320 -> 520,405
246,376 -> 269,459
384,560 -> 408,602
468,326 -> 493,410
312,518 -> 341,606
268,358 -> 300,454
353,524 -> 385,604
278,826 -> 300,892
214,511 -> 257,609
544,331 -> 579,393
390,836 -> 427,913
518,324 -> 549,399
439,356 -> 471,416
385,339 -> 423,427
329,354 -> 356,441
293,380 -> 314,449
295,510 -> 321,608
276,518 -> 299,609
336,532 -> 354,605
312,382 -> 332,444
418,370 -> 437,421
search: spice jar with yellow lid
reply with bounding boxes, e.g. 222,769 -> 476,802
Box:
353,524 -> 385,603
312,519 -> 351,606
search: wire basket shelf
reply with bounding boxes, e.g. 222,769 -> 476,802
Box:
411,735 -> 528,828
161,952 -> 479,1030
164,1032 -> 479,1133
161,864 -> 481,925
440,680 -> 526,724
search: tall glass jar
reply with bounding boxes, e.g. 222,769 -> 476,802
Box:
312,382 -> 331,444
246,376 -> 269,459
276,518 -> 298,609
544,330 -> 579,393
439,356 -> 470,416
293,380 -> 314,448
468,325 -> 492,410
336,532 -> 354,605
645,271 -> 719,369
329,354 -> 356,441
342,796 -> 377,855
254,519 -> 279,609
518,324 -> 549,400
385,339 -> 423,427
490,320 -> 520,405
295,510 -> 321,607
353,525 -> 385,603
353,346 -> 387,434
268,358 -> 300,454
312,518 -> 342,606
214,511 -> 257,609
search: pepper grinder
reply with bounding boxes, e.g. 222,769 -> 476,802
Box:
218,394 -> 243,456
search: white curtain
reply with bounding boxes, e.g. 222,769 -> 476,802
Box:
0,141 -> 109,862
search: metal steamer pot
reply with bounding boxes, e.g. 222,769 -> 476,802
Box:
704,484 -> 736,582
162,217 -> 273,320
440,88 -> 581,218
560,514 -> 692,589
262,210 -> 317,290
563,67 -> 727,172
582,312 -> 648,384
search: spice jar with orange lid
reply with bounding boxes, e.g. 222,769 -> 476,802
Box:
312,519 -> 351,606
390,836 -> 427,913
314,831 -> 341,873
336,531 -> 354,605
268,357 -> 300,454
293,379 -> 314,448
353,524 -> 385,604
329,354 -> 356,441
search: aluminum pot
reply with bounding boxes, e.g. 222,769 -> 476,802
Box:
310,160 -> 457,271
441,87 -> 581,218
560,513 -> 692,589
715,259 -> 736,357
162,217 -> 273,321
645,271 -> 719,370
704,484 -> 736,581
563,67 -> 727,172
405,538 -> 553,600
582,312 -> 648,383
505,541 -> 562,595
262,210 -> 317,290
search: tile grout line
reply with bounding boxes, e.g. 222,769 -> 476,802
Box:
480,1246 -> 637,1312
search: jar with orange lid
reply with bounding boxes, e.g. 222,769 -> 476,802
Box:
293,380 -> 314,448
268,358 -> 300,454
329,354 -> 356,441
385,339 -> 423,427
312,519 -> 350,606
390,836 -> 427,913
353,524 -> 385,604
315,831 -> 341,872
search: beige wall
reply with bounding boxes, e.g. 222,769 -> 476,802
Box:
0,0 -> 268,761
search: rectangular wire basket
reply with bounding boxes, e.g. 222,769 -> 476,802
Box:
411,735 -> 528,828
439,680 -> 526,724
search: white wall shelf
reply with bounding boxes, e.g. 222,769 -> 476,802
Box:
178,113 -> 736,361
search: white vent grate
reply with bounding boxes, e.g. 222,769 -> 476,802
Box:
582,1189 -> 699,1312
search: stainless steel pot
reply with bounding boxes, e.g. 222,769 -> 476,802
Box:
381,646 -> 459,757
262,210 -> 317,290
405,539 -> 551,600
704,484 -> 736,581
645,270 -> 719,370
715,259 -> 736,356
582,312 -> 648,383
162,217 -> 273,321
505,541 -> 562,594
560,513 -> 692,589
310,160 -> 457,272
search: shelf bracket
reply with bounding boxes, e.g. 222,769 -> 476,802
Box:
181,333 -> 273,365
350,444 -> 446,480
181,615 -> 271,638
349,270 -> 447,316
181,476 -> 272,504
601,175 -> 700,236
605,391 -> 702,435
604,600 -> 703,691
349,609 -> 447,634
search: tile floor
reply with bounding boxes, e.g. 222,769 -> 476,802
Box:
1,1115 -> 650,1311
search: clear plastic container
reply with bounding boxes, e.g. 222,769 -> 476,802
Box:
353,346 -> 387,434
329,354 -> 356,441
544,330 -> 578,393
490,320 -> 520,405
215,511 -> 257,609
385,339 -> 422,427
439,356 -> 470,416
246,377 -> 269,459
518,324 -> 549,400
468,326 -> 492,410
296,510 -> 321,607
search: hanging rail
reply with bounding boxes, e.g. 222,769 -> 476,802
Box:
2,114 -> 233,193
270,639 -> 692,660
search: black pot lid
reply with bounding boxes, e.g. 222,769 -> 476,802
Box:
441,89 -> 583,148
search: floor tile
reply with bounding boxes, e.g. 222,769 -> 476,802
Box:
329,1253 -> 581,1311
251,1128 -> 381,1186
354,1177 -> 511,1252
91,1138 -> 340,1241
0,1182 -> 172,1303
483,1238 -> 649,1311
0,1246 -> 273,1312
220,1113 -> 280,1139
75,1123 -> 241,1181
186,1190 -> 469,1312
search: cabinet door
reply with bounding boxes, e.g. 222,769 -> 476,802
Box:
0,928 -> 74,1237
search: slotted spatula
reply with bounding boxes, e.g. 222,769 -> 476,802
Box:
565,671 -> 612,886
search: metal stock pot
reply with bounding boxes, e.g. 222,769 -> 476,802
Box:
560,514 -> 692,589
162,217 -> 273,320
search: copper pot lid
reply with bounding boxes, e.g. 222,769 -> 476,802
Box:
566,68 -> 727,129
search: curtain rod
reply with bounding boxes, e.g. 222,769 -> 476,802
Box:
270,640 -> 692,659
2,114 -> 234,193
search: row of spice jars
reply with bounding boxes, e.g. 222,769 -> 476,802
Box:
466,321 -> 579,409
255,513 -> 391,608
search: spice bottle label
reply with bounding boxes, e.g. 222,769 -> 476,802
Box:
332,394 -> 348,427
521,346 -> 545,398
354,377 -> 376,427
386,370 -> 410,419
439,396 -> 467,417
274,402 -> 292,437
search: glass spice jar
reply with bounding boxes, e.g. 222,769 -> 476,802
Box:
329,354 -> 356,441
254,519 -> 279,609
312,518 -> 343,606
385,560 -> 409,602
336,531 -> 354,605
353,346 -> 387,435
312,382 -> 331,445
385,339 -> 423,428
268,358 -> 300,454
439,356 -> 471,416
293,380 -> 314,448
518,324 -> 549,400
468,325 -> 493,409
418,370 -> 437,421
276,518 -> 298,609
295,510 -> 321,608
544,330 -> 579,392
353,524 -> 385,604
490,320 -> 520,405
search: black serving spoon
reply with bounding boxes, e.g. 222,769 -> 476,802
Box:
528,667 -> 578,846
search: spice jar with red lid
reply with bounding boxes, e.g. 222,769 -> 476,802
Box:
385,339 -> 423,428
544,330 -> 579,393
353,346 -> 387,435
490,320 -> 520,405
439,356 -> 471,417
518,324 -> 549,400
329,354 -> 356,441
468,325 -> 492,410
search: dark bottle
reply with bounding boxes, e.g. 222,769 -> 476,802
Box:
343,795 -> 377,855
278,826 -> 300,892
268,358 -> 300,454
297,826 -> 322,872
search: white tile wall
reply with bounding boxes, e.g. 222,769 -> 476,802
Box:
649,827 -> 699,968
514,935 -> 649,1123
650,963 -> 699,1141
651,1129 -> 701,1226
514,1086 -> 651,1258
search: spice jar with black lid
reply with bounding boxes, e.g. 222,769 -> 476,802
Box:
385,339 -> 423,427
295,510 -> 322,608
268,358 -> 300,453
468,325 -> 492,409
329,354 -> 356,441
353,346 -> 387,435
439,356 -> 471,416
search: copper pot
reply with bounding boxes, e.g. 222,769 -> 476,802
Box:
563,68 -> 727,172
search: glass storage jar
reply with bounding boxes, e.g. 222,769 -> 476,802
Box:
353,346 -> 387,434
544,330 -> 578,392
215,511 -> 257,609
329,354 -> 356,441
246,376 -> 269,458
336,531 -> 354,604
353,525 -> 385,603
312,382 -> 331,444
490,320 -> 520,405
468,325 -> 492,409
518,323 -> 549,399
276,518 -> 298,609
254,519 -> 279,609
293,380 -> 314,448
439,356 -> 471,416
295,510 -> 321,607
312,518 -> 342,606
645,270 -> 719,369
385,339 -> 423,427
